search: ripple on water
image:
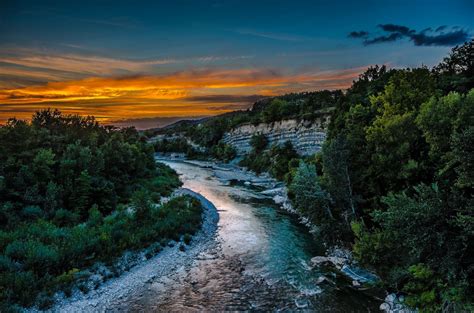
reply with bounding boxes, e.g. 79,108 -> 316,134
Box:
120,159 -> 382,312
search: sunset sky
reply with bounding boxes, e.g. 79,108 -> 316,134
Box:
1,0 -> 473,128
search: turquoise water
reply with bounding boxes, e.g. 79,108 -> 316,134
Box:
123,160 -> 380,312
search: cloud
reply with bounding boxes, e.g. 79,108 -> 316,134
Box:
0,48 -> 255,88
232,29 -> 311,42
410,30 -> 471,46
185,94 -> 264,103
0,66 -> 365,124
378,24 -> 413,35
349,24 -> 471,47
364,33 -> 404,45
348,31 -> 369,38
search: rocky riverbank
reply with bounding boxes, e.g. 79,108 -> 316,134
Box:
31,188 -> 218,312
160,156 -> 415,312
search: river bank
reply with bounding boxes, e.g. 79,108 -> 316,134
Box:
159,156 -> 414,312
38,156 -> 394,311
35,188 -> 218,312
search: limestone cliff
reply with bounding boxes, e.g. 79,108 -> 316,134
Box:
222,116 -> 329,156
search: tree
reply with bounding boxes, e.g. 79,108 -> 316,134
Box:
32,148 -> 56,186
262,99 -> 290,123
71,170 -> 92,216
0,109 -> 186,309
250,134 -> 268,152
364,69 -> 435,198
322,135 -> 355,222
268,141 -> 298,180
435,39 -> 474,93
131,189 -> 153,221
417,90 -> 474,186
290,161 -> 333,220
210,141 -> 236,162
416,92 -> 462,161
44,181 -> 61,215
451,126 -> 474,189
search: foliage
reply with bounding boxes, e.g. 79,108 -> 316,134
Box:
434,39 -> 474,93
0,110 -> 201,310
222,41 -> 473,310
261,98 -> 293,123
154,137 -> 196,155
290,161 -> 332,220
210,141 -> 236,162
233,41 -> 474,310
154,137 -> 236,163
155,90 -> 339,151
250,133 -> 268,152
239,136 -> 298,181
321,135 -> 355,223
327,42 -> 474,310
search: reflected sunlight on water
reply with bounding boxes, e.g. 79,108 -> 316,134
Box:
118,160 -> 380,312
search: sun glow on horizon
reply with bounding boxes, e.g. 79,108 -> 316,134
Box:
0,66 -> 363,125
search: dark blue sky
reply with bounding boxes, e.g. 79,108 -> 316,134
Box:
0,0 -> 472,126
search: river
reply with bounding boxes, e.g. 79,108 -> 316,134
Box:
117,159 -> 380,312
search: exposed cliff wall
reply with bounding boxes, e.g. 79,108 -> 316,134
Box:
222,117 -> 329,156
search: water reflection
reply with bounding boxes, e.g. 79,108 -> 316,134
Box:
119,160 -> 379,312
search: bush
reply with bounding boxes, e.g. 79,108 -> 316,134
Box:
0,110 -> 203,309
250,134 -> 268,152
183,233 -> 192,245
210,141 -> 236,162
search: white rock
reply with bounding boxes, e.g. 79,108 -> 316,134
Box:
273,195 -> 286,204
311,256 -> 347,268
386,293 -> 397,303
380,302 -> 390,312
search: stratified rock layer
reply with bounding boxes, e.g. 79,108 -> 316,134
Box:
222,118 -> 329,156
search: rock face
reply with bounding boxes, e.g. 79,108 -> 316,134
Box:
222,118 -> 329,156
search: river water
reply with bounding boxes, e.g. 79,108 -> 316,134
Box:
123,159 -> 380,312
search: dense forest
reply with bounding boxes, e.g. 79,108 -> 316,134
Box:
154,40 -> 473,311
321,41 -> 473,311
0,110 -> 203,310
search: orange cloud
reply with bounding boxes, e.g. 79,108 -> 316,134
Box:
0,66 -> 365,124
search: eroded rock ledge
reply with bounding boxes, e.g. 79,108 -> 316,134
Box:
222,118 -> 329,156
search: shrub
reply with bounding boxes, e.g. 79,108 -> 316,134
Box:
183,233 -> 192,245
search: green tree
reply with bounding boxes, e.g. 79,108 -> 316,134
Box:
435,39 -> 474,93
250,133 -> 268,152
32,148 -> 56,186
268,141 -> 298,180
451,127 -> 474,189
131,189 -> 153,222
71,170 -> 92,216
290,161 -> 333,220
262,99 -> 290,122
322,135 -> 355,222
44,181 -> 61,215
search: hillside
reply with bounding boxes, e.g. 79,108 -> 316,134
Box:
153,40 -> 474,311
